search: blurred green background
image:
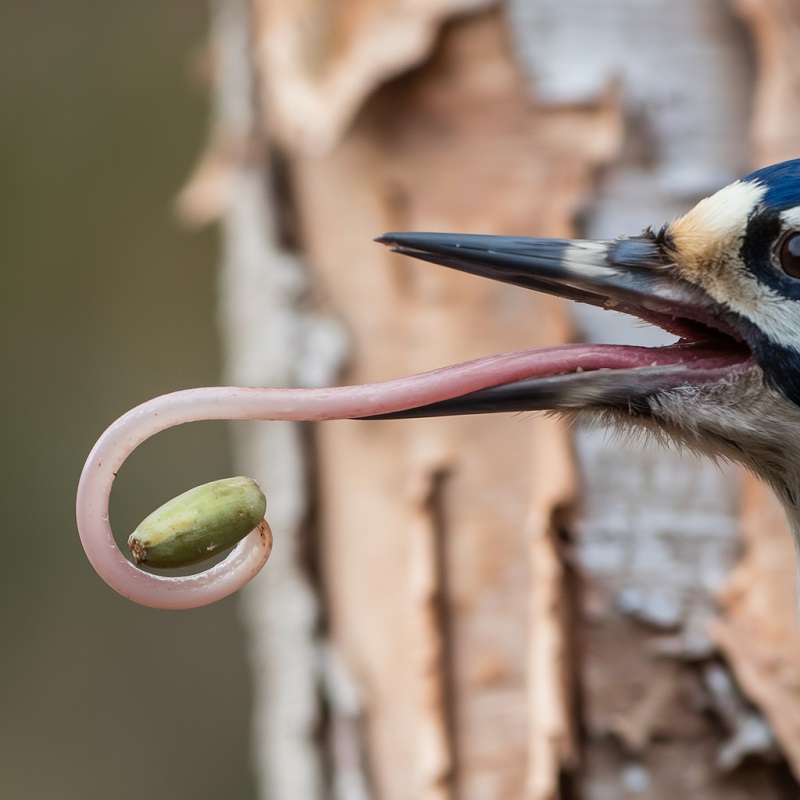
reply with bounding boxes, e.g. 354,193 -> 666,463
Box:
1,2 -> 256,797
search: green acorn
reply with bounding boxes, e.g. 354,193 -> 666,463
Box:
128,477 -> 267,569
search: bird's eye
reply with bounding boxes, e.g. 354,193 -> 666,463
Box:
779,232 -> 800,278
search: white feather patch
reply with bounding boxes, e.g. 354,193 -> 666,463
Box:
669,180 -> 765,273
780,207 -> 800,229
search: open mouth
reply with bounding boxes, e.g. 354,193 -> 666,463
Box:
365,232 -> 754,419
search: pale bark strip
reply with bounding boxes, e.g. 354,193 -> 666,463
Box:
220,102 -> 327,800
322,644 -> 373,800
524,419 -> 579,800
181,1 -> 346,797
405,464 -> 455,800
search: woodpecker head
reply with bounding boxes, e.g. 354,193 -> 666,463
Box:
376,159 -> 800,516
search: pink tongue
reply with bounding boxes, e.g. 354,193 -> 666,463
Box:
283,342 -> 744,420
74,338 -> 747,610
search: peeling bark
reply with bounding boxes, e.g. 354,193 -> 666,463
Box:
251,0 -> 496,154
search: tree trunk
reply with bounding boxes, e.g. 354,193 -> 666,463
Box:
181,1 -> 800,797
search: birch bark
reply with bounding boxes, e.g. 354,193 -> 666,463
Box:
186,1 -> 800,796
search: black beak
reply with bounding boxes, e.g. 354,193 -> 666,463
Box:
376,231 -> 683,316
364,232 -> 747,419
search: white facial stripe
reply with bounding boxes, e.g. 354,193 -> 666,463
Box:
727,280 -> 800,348
723,191 -> 800,350
667,182 -> 765,316
670,180 -> 765,251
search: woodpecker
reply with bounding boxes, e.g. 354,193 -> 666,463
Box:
375,159 -> 800,535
